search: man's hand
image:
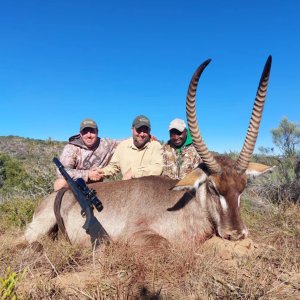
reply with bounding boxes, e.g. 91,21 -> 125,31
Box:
88,169 -> 104,182
53,178 -> 68,191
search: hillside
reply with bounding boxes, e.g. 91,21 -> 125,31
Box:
0,136 -> 66,201
0,135 -> 65,160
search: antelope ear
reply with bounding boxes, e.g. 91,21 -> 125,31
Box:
246,162 -> 276,178
171,168 -> 207,191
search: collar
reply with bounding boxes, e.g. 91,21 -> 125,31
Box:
69,134 -> 100,150
130,137 -> 150,150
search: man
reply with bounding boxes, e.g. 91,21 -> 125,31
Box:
53,118 -> 118,191
162,118 -> 201,180
98,115 -> 163,180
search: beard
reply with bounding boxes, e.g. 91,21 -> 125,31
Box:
133,135 -> 150,149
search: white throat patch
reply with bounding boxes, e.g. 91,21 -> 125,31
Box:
219,195 -> 228,211
238,195 -> 241,207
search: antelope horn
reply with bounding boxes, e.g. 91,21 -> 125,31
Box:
236,55 -> 272,173
186,59 -> 222,174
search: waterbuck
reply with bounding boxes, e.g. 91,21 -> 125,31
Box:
24,56 -> 274,249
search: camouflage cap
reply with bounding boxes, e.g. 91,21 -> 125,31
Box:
80,118 -> 98,132
132,115 -> 151,129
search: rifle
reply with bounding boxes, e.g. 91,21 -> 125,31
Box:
53,157 -> 108,246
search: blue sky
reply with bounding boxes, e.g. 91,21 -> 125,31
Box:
0,0 -> 299,154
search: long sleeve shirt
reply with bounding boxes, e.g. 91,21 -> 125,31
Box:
162,143 -> 201,180
58,135 -> 118,182
101,137 -> 163,178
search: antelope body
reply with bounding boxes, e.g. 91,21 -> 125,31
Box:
24,56 -> 274,248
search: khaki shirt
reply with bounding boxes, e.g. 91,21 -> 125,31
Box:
101,137 -> 163,178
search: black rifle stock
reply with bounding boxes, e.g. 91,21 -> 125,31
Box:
53,157 -> 108,245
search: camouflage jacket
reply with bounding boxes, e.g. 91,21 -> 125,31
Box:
162,142 -> 201,180
57,134 -> 118,182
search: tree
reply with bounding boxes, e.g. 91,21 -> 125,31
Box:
271,117 -> 300,157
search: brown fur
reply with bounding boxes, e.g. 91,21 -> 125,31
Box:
24,175 -> 214,249
25,157 -> 272,249
24,160 -> 274,249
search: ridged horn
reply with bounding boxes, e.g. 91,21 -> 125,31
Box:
236,55 -> 272,173
186,59 -> 222,174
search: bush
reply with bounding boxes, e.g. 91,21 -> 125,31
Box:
0,153 -> 55,202
0,198 -> 37,229
248,156 -> 300,203
0,154 -> 28,190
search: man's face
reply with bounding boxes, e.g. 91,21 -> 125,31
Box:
169,128 -> 187,148
80,127 -> 98,149
132,126 -> 150,149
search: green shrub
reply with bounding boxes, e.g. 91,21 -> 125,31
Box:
0,266 -> 27,300
0,154 -> 28,190
0,153 -> 55,201
0,198 -> 37,229
248,156 -> 300,203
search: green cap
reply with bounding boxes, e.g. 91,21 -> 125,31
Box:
80,118 -> 98,132
132,115 -> 151,129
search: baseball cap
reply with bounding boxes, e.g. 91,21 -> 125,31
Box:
132,115 -> 151,129
80,118 -> 98,131
168,118 -> 186,132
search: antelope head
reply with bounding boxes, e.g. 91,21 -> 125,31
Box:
184,56 -> 272,240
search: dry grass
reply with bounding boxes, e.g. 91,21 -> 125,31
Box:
1,201 -> 299,299
1,137 -> 299,299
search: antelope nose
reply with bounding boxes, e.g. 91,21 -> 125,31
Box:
224,230 -> 246,241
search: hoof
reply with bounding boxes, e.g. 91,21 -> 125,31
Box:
30,241 -> 44,252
